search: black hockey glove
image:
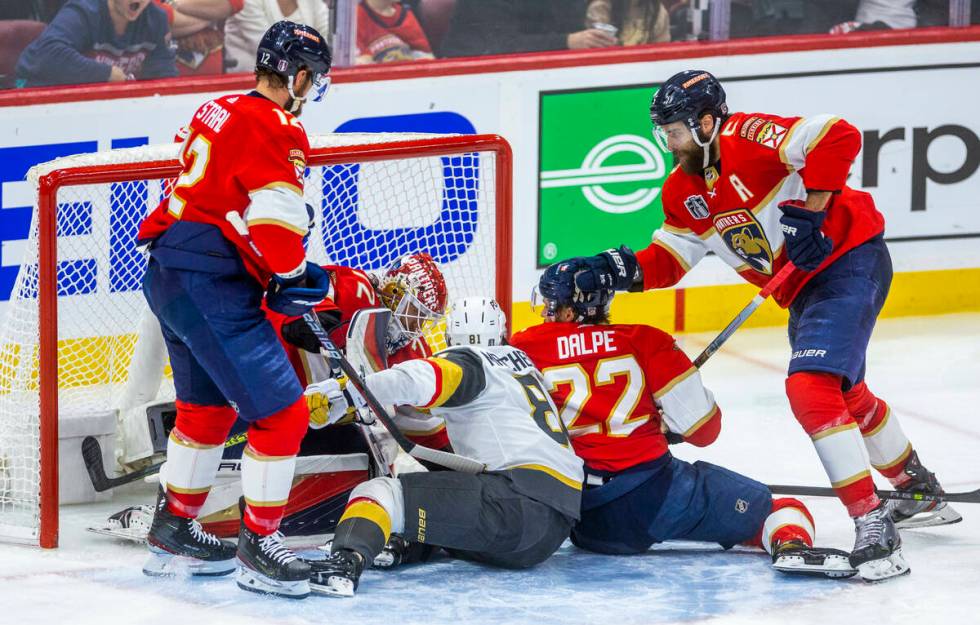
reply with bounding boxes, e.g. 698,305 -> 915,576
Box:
281,309 -> 342,353
572,245 -> 640,293
266,261 -> 331,316
778,200 -> 834,272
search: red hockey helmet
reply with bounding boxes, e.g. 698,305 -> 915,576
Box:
378,253 -> 448,346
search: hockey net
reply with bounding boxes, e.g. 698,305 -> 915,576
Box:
0,133 -> 512,547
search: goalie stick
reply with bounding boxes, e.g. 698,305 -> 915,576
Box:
222,209 -> 483,474
82,436 -> 163,492
769,483 -> 980,504
302,310 -> 486,474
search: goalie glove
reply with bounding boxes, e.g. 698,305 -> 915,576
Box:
305,375 -> 365,429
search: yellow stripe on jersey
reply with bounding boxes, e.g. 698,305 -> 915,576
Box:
422,357 -> 466,408
804,116 -> 841,155
683,403 -> 720,437
652,366 -> 697,400
511,464 -> 583,491
248,180 -> 303,196
653,238 -> 693,272
341,499 -> 392,539
778,118 -> 805,166
245,217 -> 307,235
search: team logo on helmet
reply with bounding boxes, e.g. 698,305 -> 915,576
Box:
713,208 -> 774,275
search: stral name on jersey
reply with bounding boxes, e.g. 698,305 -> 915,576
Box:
195,100 -> 231,133
557,330 -> 617,360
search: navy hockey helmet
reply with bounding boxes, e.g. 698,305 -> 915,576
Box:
534,261 -> 614,322
256,21 -> 333,105
650,69 -> 728,130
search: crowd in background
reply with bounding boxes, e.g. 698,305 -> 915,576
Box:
0,0 -> 976,89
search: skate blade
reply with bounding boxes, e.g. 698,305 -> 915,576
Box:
856,549 -> 911,583
142,548 -> 236,577
236,565 -> 310,599
773,553 -> 858,579
310,575 -> 356,598
895,504 -> 963,530
87,526 -> 149,543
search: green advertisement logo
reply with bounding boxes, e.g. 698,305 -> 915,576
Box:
538,85 -> 672,265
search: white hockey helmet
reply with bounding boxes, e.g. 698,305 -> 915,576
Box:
446,297 -> 507,347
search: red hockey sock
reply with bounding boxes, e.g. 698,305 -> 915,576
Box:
164,402 -> 238,518
844,382 -> 914,486
749,497 -> 815,553
786,372 -> 879,517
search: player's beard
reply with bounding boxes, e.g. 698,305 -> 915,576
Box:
672,133 -> 720,176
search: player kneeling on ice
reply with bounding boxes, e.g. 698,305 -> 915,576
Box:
302,296 -> 584,597
509,264 -> 854,579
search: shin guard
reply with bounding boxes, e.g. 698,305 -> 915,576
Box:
786,372 -> 879,517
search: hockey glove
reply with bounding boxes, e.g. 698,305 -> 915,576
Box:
266,261 -> 331,316
305,375 -> 363,429
572,245 -> 639,293
778,200 -> 834,272
281,309 -> 343,353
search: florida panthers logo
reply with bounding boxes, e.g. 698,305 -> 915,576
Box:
713,208 -> 774,275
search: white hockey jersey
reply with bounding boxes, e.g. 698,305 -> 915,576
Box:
364,345 -> 584,518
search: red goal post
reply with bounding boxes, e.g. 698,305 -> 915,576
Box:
0,133 -> 512,548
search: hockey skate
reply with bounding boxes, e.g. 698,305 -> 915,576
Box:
308,548 -> 365,597
771,540 -> 857,579
849,502 -> 910,582
318,534 -> 433,570
88,504 -> 153,543
236,526 -> 311,599
143,488 -> 237,577
886,451 -> 963,529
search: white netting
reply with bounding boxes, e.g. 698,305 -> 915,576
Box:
0,133 -> 502,545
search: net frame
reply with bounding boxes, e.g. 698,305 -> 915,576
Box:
21,133 -> 512,548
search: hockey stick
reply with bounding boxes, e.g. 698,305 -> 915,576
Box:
692,262 -> 796,368
769,483 -> 980,504
222,210 -> 483,473
82,436 -> 163,492
302,311 -> 486,474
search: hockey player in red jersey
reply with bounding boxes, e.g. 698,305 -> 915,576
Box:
135,21 -> 332,598
511,265 -> 854,579
565,70 -> 960,581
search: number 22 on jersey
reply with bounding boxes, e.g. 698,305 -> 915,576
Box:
542,355 -> 649,438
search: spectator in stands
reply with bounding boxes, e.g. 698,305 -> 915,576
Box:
15,0 -> 177,87
356,0 -> 432,64
224,0 -> 330,73
440,0 -> 618,58
154,0 -> 243,75
730,1 -> 858,38
829,0 -> 917,32
585,0 -> 670,44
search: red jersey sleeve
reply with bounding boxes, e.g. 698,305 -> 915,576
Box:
237,113 -> 311,276
632,325 -> 721,446
772,114 -> 862,192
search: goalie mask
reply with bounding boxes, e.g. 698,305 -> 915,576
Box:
378,253 -> 448,350
446,297 -> 507,347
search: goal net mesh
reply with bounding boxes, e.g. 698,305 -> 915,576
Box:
0,133 -> 504,545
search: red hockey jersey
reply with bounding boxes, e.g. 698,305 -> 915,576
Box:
636,112 -> 884,306
511,321 -> 720,473
138,92 -> 311,284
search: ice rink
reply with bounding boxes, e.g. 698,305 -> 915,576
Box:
3,312 -> 978,625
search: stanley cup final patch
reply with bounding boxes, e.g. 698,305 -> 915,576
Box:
684,195 -> 710,219
713,208 -> 774,275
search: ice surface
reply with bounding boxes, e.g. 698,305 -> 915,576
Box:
2,313 -> 977,625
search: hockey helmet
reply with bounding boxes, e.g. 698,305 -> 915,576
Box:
256,21 -> 333,104
378,253 -> 448,348
650,69 -> 728,130
446,297 -> 507,347
534,260 -> 614,323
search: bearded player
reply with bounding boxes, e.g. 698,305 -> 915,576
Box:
565,70 -> 959,581
510,265 -> 854,578
302,297 -> 583,597
136,21 -> 332,598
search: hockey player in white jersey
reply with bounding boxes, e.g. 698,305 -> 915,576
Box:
303,297 -> 584,597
